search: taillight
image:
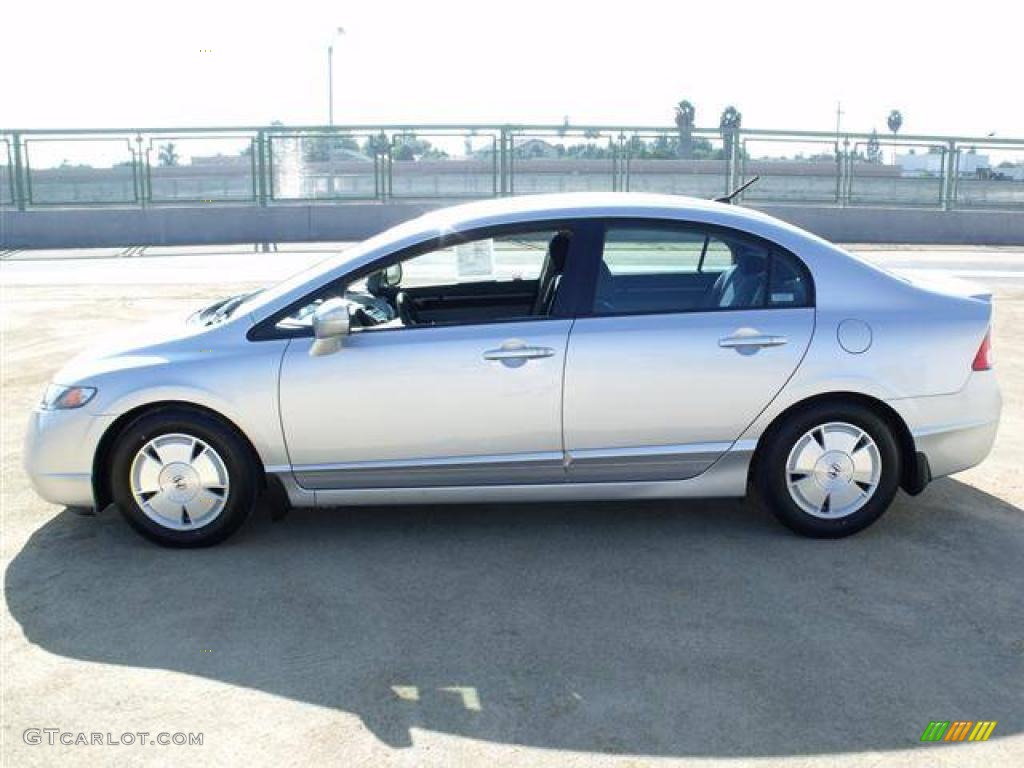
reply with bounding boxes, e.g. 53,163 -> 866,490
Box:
972,330 -> 993,371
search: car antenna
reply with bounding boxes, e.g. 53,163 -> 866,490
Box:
714,175 -> 760,204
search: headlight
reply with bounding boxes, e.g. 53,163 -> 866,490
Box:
40,384 -> 97,410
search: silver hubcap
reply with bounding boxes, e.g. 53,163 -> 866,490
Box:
785,422 -> 881,519
130,433 -> 230,531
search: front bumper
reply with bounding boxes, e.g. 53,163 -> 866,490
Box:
23,407 -> 114,509
889,371 -> 1002,481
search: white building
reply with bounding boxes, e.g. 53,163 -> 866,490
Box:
896,151 -> 989,177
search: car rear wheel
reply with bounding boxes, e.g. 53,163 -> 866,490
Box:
755,403 -> 900,537
110,408 -> 258,547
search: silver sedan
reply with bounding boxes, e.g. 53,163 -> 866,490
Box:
24,193 -> 1001,546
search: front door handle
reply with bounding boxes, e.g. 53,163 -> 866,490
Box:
719,333 -> 788,349
483,346 -> 555,361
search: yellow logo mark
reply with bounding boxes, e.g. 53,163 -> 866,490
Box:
966,721 -> 998,742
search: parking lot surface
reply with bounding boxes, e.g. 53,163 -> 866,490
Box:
1,246 -> 1021,767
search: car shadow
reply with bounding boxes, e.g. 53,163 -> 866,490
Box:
5,479 -> 1022,758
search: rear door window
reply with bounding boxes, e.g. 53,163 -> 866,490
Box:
593,222 -> 811,315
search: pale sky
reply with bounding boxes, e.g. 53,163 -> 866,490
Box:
2,0 -> 1021,138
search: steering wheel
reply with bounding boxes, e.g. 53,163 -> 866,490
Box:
351,306 -> 377,327
396,292 -> 418,326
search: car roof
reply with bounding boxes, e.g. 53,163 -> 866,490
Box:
402,192 -> 833,253
416,192 -> 770,229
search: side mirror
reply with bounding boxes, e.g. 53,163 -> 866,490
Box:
310,298 -> 351,357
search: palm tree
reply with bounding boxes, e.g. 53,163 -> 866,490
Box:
157,142 -> 179,167
674,100 -> 695,158
720,105 -> 742,131
886,109 -> 903,136
866,129 -> 882,163
886,110 -> 903,165
719,105 -> 742,164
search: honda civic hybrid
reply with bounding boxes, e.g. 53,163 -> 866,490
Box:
24,193 -> 1001,546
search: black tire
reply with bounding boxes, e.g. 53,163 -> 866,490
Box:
754,402 -> 901,538
109,407 -> 259,547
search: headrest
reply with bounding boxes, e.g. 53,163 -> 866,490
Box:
548,232 -> 571,270
732,243 -> 764,274
366,270 -> 385,296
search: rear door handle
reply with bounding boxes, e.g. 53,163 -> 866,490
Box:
483,346 -> 555,361
719,334 -> 788,349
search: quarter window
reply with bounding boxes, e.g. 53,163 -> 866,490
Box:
767,247 -> 811,307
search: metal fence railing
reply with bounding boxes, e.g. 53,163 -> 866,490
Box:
2,124 -> 1023,212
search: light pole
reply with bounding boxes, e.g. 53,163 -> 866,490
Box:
834,101 -> 843,155
327,27 -> 345,126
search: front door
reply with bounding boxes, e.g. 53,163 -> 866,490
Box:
278,224 -> 583,489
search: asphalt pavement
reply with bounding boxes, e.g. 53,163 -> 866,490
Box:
1,245 -> 1021,767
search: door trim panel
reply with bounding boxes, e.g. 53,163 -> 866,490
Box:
271,446 -> 756,508
565,442 -> 733,482
292,441 -> 736,489
293,451 -> 566,490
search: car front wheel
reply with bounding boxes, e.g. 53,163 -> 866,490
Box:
755,403 -> 901,537
110,408 -> 258,547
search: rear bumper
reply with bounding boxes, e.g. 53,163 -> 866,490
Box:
914,417 -> 1000,479
889,371 -> 1001,481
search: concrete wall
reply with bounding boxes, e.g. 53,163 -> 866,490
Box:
0,204 -> 436,249
4,202 -> 1024,249
756,205 -> 1024,245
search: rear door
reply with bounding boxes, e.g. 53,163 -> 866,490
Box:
562,219 -> 815,482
